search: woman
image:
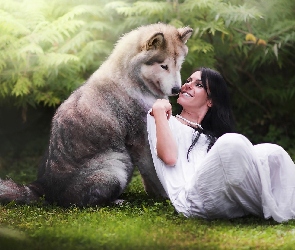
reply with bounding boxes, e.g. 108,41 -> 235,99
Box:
147,67 -> 295,223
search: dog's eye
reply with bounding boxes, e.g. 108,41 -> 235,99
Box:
161,65 -> 168,70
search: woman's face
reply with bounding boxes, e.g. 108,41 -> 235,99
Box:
177,71 -> 212,110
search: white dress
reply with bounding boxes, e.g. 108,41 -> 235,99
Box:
147,112 -> 295,222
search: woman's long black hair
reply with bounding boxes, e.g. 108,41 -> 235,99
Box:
185,67 -> 235,159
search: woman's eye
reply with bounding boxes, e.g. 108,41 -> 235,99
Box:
195,83 -> 204,88
161,65 -> 168,70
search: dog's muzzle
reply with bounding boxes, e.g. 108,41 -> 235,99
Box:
171,87 -> 181,95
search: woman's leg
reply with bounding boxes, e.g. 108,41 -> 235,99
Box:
187,133 -> 264,219
254,143 -> 295,222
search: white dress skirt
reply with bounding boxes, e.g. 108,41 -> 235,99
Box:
147,112 -> 295,222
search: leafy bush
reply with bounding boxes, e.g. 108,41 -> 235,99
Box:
0,0 -> 122,107
1,0 -> 295,154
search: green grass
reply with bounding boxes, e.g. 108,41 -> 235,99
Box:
1,167 -> 295,250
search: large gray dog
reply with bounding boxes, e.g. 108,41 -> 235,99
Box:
0,23 -> 193,206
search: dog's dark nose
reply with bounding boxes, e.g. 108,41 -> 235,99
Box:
172,87 -> 180,95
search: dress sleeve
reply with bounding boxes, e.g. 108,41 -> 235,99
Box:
147,109 -> 179,159
146,109 -> 173,196
146,109 -> 159,156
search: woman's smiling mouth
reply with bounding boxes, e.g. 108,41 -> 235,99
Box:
181,91 -> 193,97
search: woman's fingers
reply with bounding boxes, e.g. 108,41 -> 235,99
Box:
151,99 -> 172,119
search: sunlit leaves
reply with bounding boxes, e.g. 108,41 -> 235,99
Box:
117,1 -> 171,16
0,0 -> 119,107
188,39 -> 214,54
11,77 -> 32,97
217,3 -> 263,26
181,0 -> 221,12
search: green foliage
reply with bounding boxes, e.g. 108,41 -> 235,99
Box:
0,0 -> 121,108
212,0 -> 295,152
1,0 -> 295,152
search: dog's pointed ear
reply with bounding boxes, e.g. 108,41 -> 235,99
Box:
145,32 -> 165,50
178,27 -> 193,44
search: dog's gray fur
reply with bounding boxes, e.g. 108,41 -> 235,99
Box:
0,23 -> 193,206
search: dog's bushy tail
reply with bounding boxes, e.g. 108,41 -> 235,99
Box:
0,179 -> 43,204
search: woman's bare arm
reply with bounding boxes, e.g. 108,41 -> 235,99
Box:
151,99 -> 178,166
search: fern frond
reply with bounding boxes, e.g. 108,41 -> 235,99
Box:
20,43 -> 44,55
20,1 -> 47,28
0,81 -> 13,97
51,20 -> 86,39
32,70 -> 46,88
133,1 -> 172,16
217,3 -> 263,26
64,5 -> 107,19
11,76 -> 32,97
114,1 -> 171,17
0,58 -> 6,72
0,10 -> 30,35
104,1 -> 131,12
85,21 -> 114,32
57,31 -> 94,54
250,0 -> 295,21
198,20 -> 229,36
268,20 -> 295,42
283,31 -> 295,44
169,19 -> 185,29
78,40 -> 112,70
0,34 -> 15,50
181,0 -> 221,12
188,39 -> 214,54
34,91 -> 61,107
40,53 -> 79,68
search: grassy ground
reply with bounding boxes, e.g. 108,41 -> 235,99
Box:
1,108 -> 295,250
1,166 -> 295,250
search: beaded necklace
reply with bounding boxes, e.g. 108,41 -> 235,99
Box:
176,114 -> 203,130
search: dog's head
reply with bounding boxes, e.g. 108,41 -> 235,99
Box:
137,24 -> 193,97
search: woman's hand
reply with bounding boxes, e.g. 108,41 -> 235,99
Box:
150,99 -> 172,120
